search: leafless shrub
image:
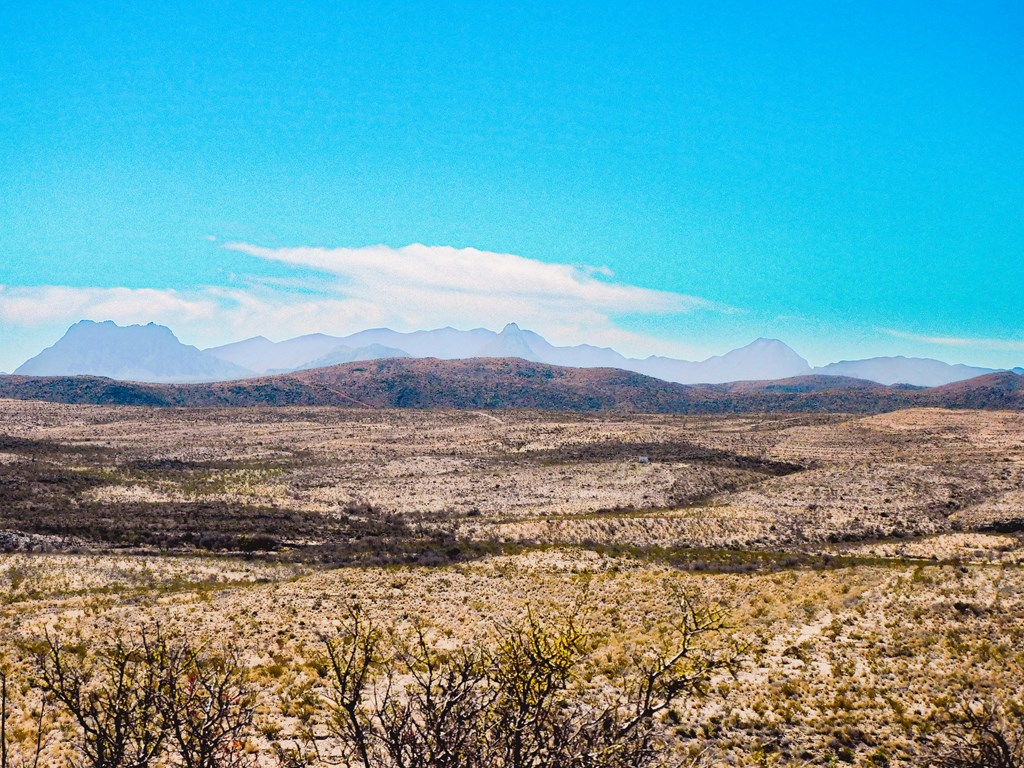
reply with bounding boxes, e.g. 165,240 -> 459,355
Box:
312,596 -> 742,768
30,628 -> 257,768
157,641 -> 257,768
930,699 -> 1024,768
34,629 -> 168,768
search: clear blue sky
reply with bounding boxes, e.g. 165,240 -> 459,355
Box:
2,0 -> 1023,371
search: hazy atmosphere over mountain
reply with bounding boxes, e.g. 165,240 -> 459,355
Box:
13,320 -> 251,383
10,319 -> 1015,388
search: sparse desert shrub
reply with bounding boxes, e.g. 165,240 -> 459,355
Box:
929,699 -> 1024,768
33,629 -> 168,768
312,597 -> 742,768
155,640 -> 257,768
30,628 -> 257,768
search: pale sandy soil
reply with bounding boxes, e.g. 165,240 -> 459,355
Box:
1,402 -> 1021,560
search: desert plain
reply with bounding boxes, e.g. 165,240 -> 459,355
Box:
1,399 -> 1022,766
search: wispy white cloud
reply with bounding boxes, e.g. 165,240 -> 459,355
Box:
880,328 -> 1024,352
0,284 -> 384,343
0,244 -> 730,359
224,242 -> 724,314
0,285 -> 220,327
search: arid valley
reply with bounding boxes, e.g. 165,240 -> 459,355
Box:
1,399 -> 1022,766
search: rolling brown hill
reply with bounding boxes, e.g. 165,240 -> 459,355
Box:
0,357 -> 1020,413
917,370 -> 1024,409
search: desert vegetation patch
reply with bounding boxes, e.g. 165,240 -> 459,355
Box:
0,400 -> 1022,765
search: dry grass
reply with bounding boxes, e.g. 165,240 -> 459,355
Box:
1,400 -> 1023,765
1,550 -> 1022,765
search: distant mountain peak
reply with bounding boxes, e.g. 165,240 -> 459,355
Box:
72,318 -> 168,333
16,320 -> 251,383
814,356 -> 996,387
20,320 -> 1017,389
757,337 -> 794,349
679,337 -> 811,383
739,337 -> 801,351
476,323 -> 538,361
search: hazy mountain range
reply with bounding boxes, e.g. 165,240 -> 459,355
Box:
13,321 -> 251,383
10,319 -> 1021,387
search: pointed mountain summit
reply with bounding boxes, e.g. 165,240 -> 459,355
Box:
635,338 -> 812,384
15,320 -> 252,383
699,338 -> 813,382
475,322 -> 540,361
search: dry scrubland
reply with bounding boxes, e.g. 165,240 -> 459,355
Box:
1,400 -> 1023,766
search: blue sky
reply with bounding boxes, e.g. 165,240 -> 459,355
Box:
2,1 -> 1023,371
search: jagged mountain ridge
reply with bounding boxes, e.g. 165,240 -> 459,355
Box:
13,320 -> 1019,387
207,323 -> 1012,386
205,322 -> 815,384
205,323 -> 1016,386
